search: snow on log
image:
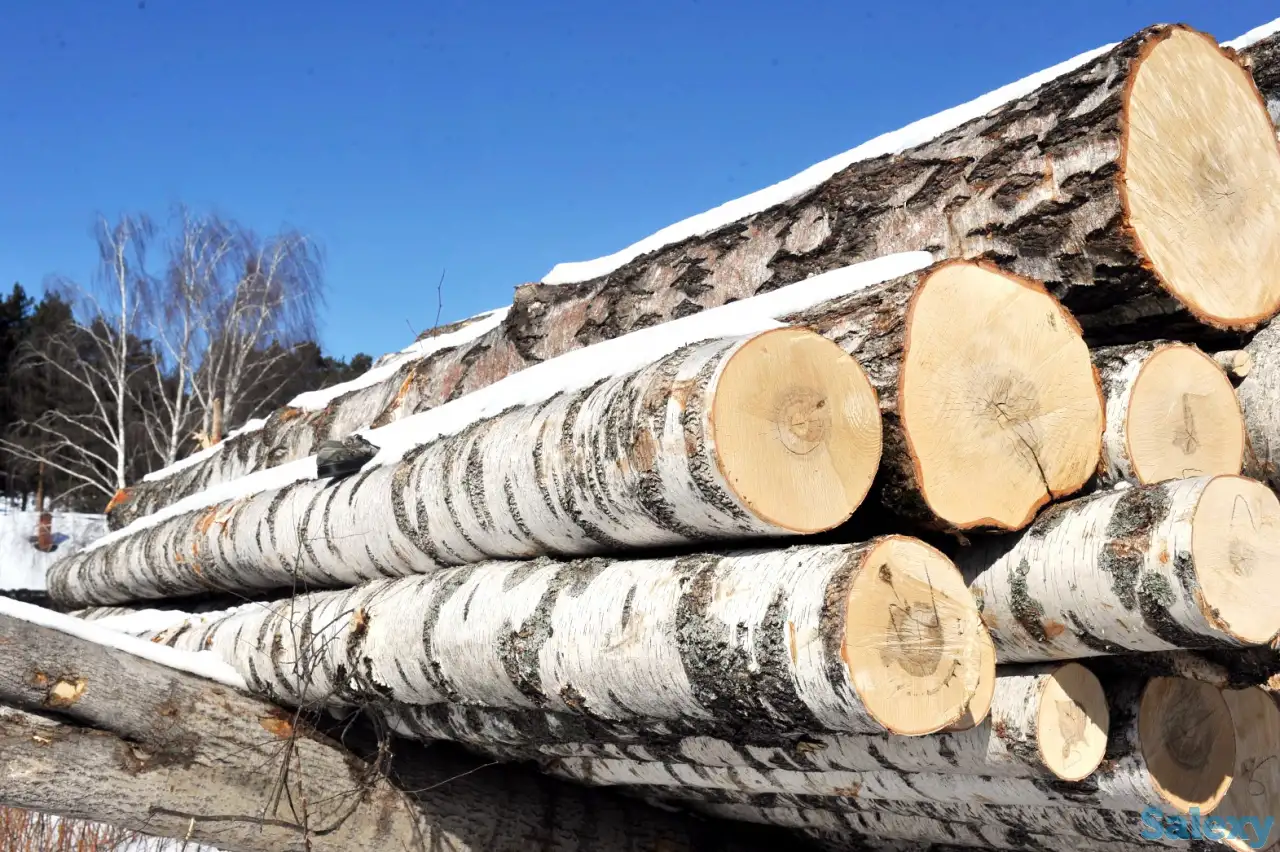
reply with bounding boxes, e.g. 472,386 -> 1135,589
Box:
541,675 -> 1233,816
389,661 -> 1106,782
958,475 -> 1280,663
0,616 -> 769,852
1240,24 -> 1280,129
538,27 -> 1280,343
1092,342 -> 1245,487
104,252 -> 930,533
53,258 -> 1105,606
49,328 -> 885,605
785,259 -> 1103,533
131,540 -> 988,737
111,21 -> 1280,533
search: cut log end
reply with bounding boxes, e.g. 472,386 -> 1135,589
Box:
1216,687 -> 1280,852
1125,344 -> 1245,483
842,536 -> 987,736
1124,27 -> 1280,328
1036,662 -> 1109,782
1138,676 -> 1236,814
900,261 -> 1103,530
941,626 -> 995,732
713,327 -> 882,534
1192,475 -> 1280,646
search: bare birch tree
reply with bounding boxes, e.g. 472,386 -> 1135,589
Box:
0,214 -> 155,501
0,208 -> 325,506
190,225 -> 324,438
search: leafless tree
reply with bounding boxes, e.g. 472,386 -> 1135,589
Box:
0,208 -> 325,505
140,205 -> 238,468
0,214 -> 155,501
188,223 -> 324,439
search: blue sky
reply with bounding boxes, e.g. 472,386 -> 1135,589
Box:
1,1 -> 1275,360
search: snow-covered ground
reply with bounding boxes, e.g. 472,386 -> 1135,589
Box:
0,507 -> 106,591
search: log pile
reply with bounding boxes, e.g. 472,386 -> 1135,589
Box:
25,15 -> 1280,852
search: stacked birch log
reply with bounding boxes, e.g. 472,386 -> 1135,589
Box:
45,18 -> 1280,852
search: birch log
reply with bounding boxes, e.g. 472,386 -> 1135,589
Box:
785,259 -> 1103,533
1237,321 -> 1280,492
107,24 -> 1280,533
958,475 -> 1280,663
1244,27 -> 1280,129
1092,342 -> 1245,486
642,793 -> 1185,848
127,540 -> 989,737
53,260 -> 1106,607
49,329 -> 884,605
542,675 -> 1233,816
385,662 -> 1106,782
669,802 -> 1163,852
1213,687 -> 1280,852
0,616 -> 767,852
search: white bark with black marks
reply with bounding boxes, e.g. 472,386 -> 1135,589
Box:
1091,342 -> 1245,486
50,329 -> 882,607
958,475 -> 1280,663
0,615 -> 766,852
381,663 -> 1104,782
131,540 -> 987,737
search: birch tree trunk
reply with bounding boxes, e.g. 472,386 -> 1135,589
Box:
1092,342 -> 1245,486
149,540 -> 987,737
0,615 -> 768,852
50,329 -> 884,606
957,475 -> 1280,663
108,23 -> 1280,532
383,662 -> 1105,782
539,675 -> 1234,817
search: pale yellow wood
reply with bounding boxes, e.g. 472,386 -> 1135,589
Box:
1192,475 -> 1280,645
942,627 -> 995,732
842,536 -> 988,736
1217,688 -> 1280,852
1125,28 -> 1280,326
899,262 -> 1104,530
713,327 -> 882,534
1036,662 -> 1108,782
1126,344 -> 1245,483
1138,676 -> 1236,814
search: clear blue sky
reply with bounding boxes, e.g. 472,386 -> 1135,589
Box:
1,1 -> 1274,360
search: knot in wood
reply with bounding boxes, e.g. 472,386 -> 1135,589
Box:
885,601 -> 945,677
775,388 -> 830,455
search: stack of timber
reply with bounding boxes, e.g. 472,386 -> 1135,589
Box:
28,15 -> 1280,852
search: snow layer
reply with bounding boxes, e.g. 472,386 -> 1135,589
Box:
135,306 -> 509,487
83,251 -> 933,552
1225,16 -> 1280,49
538,16 -> 1280,288
290,305 -> 509,411
0,594 -> 247,690
141,418 -> 266,482
0,508 -> 105,590
539,45 -> 1115,285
